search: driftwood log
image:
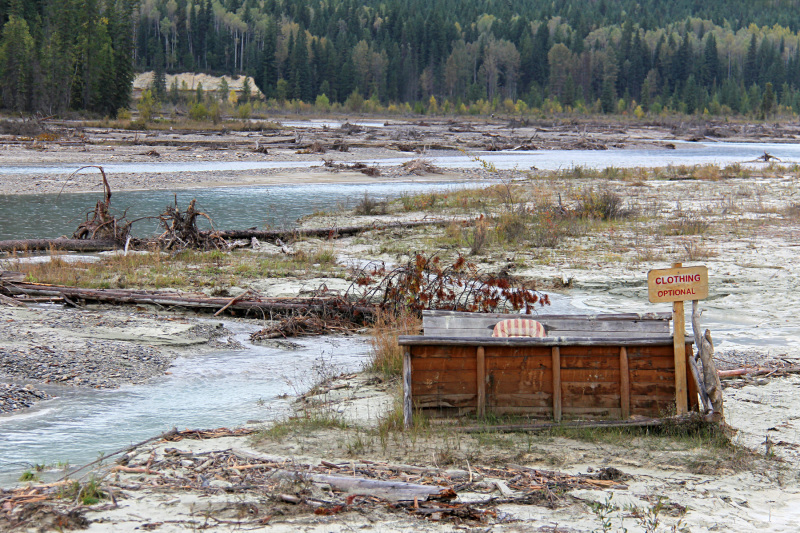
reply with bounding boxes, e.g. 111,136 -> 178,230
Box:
0,238 -> 118,252
692,300 -> 723,419
0,281 -> 376,319
210,218 -> 469,241
0,219 -> 471,253
274,471 -> 456,502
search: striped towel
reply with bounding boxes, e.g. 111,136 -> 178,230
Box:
492,319 -> 546,338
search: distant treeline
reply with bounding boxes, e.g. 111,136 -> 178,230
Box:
0,0 -> 137,115
3,0 -> 800,117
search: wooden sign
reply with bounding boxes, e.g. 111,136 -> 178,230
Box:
647,264 -> 708,416
647,266 -> 708,303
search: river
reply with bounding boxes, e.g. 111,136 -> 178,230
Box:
0,294 -> 588,485
2,141 -> 798,241
0,139 -> 796,484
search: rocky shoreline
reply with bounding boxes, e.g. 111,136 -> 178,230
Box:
0,305 -> 235,412
0,383 -> 51,414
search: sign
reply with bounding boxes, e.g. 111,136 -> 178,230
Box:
647,265 -> 708,303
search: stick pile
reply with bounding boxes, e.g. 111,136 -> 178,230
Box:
0,426 -> 629,529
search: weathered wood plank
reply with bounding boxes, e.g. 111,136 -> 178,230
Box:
411,369 -> 477,385
629,369 -> 676,382
562,394 -> 623,409
552,346 -> 562,423
620,347 -> 631,419
422,327 -> 671,338
483,346 -> 553,359
411,357 -> 478,371
403,347 -> 412,428
630,383 -> 677,396
628,356 -> 676,370
485,406 -> 623,418
484,355 -> 551,371
561,382 -> 620,396
414,394 -> 477,409
488,375 -> 553,395
423,310 -> 672,321
560,369 -> 621,382
631,398 -> 675,415
486,392 -> 552,408
399,336 -> 689,347
423,319 -> 671,332
410,346 -> 482,359
412,380 -> 474,395
476,346 -> 486,418
685,343 -> 700,411
559,355 -> 620,370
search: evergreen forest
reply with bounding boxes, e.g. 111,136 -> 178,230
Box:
3,0 -> 800,117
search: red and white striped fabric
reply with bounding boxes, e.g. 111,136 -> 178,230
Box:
491,319 -> 546,338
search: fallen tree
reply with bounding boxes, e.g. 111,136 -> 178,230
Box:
0,281 -> 377,321
0,238 -> 118,252
0,219 -> 471,253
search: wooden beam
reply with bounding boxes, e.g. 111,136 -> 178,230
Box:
672,262 -> 688,416
552,346 -> 562,422
403,347 -> 413,428
685,344 -> 700,411
398,335 -> 691,347
619,347 -> 630,419
476,346 -> 486,418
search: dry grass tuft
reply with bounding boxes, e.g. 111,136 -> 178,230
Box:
366,310 -> 421,379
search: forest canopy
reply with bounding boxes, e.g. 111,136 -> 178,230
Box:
2,0 -> 800,116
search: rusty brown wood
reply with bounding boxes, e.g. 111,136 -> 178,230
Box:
476,346 -> 486,418
552,346 -> 562,423
403,347 -> 413,428
619,347 -> 630,419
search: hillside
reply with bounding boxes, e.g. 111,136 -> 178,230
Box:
1,1 -> 800,116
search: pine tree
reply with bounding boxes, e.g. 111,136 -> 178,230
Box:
761,81 -> 775,117
0,13 -> 34,110
744,33 -> 758,87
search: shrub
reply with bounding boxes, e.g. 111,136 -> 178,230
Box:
354,192 -> 387,215
468,217 -> 488,255
495,211 -> 529,243
662,216 -> 710,236
574,188 -> 632,220
189,102 -> 208,121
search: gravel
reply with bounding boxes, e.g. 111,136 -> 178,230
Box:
0,306 -> 229,393
0,383 -> 51,413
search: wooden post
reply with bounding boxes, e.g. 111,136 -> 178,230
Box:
476,346 -> 486,418
552,346 -> 562,422
403,347 -> 413,428
685,344 -> 700,411
672,263 -> 688,415
619,347 -> 630,419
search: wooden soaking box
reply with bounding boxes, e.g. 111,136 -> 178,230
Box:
398,311 -> 697,426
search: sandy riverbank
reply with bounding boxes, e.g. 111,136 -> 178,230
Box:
0,116 -> 797,195
2,117 -> 800,530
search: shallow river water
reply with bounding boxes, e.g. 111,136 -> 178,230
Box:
2,141 -> 799,240
0,180 -> 481,240
0,295 -> 586,484
0,322 -> 371,484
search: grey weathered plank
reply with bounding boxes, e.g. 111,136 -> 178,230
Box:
422,310 -> 672,320
399,335 -> 692,347
423,316 -> 670,335
422,328 -> 670,339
